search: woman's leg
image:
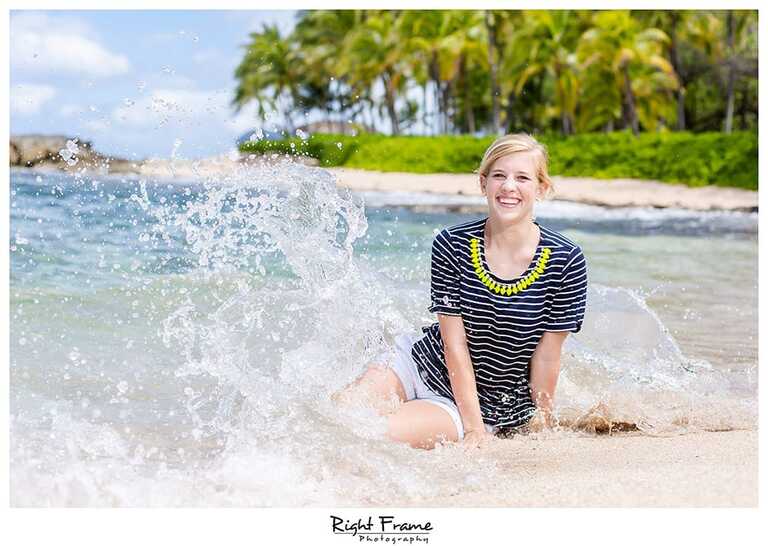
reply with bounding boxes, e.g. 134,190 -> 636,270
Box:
387,400 -> 460,450
332,363 -> 407,415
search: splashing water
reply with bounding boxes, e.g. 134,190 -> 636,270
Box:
9,160 -> 756,506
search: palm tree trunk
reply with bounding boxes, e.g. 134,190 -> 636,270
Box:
465,83 -> 476,134
622,64 -> 639,135
739,82 -> 748,130
555,70 -> 572,136
485,10 -> 502,135
429,55 -> 443,134
724,10 -> 736,134
562,114 -> 572,136
382,72 -> 400,135
668,13 -> 686,131
504,90 -> 516,132
422,83 -> 429,135
458,55 -> 475,134
365,99 -> 375,133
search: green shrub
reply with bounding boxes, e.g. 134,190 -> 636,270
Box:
239,131 -> 758,190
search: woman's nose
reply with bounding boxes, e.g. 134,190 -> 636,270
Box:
501,178 -> 520,190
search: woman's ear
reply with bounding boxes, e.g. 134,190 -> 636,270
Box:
479,174 -> 486,195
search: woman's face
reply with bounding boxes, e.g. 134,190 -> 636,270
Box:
480,151 -> 542,222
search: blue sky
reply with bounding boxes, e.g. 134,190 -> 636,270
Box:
10,10 -> 299,159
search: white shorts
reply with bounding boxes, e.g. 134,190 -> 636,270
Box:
383,332 -> 496,441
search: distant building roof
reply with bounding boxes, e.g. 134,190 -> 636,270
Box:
295,121 -> 374,136
235,129 -> 289,146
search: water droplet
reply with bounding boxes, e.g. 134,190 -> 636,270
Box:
123,99 -> 135,107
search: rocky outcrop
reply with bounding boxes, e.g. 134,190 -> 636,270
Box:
9,134 -> 140,174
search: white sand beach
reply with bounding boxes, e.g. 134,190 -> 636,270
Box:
408,430 -> 757,508
329,167 -> 758,212
134,157 -> 758,211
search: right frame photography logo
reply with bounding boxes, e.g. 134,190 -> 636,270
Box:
330,515 -> 433,543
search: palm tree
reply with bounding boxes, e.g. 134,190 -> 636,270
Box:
340,10 -> 407,135
399,11 -> 461,134
635,10 -> 690,130
425,10 -> 488,133
682,10 -> 756,132
233,23 -> 304,133
578,11 -> 676,135
507,10 -> 583,135
485,10 -> 502,134
292,10 -> 365,126
722,11 -> 756,133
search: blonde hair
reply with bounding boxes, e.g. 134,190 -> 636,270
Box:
477,133 -> 554,199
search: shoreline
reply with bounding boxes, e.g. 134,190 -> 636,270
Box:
329,167 -> 759,212
405,429 -> 757,508
12,159 -> 758,212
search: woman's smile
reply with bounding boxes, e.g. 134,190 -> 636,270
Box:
496,195 -> 522,208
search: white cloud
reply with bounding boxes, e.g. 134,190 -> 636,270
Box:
10,83 -> 57,115
11,12 -> 131,78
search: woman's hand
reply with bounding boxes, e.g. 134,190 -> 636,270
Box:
525,408 -> 555,433
462,429 -> 495,450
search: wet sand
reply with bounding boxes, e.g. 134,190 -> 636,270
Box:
407,430 -> 757,507
396,431 -> 758,508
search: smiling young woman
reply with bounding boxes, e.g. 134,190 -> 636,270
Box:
334,133 -> 589,450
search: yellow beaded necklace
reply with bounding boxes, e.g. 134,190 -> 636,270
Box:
470,237 -> 550,296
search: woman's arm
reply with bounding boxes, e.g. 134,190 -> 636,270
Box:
528,330 -> 569,427
437,314 -> 488,439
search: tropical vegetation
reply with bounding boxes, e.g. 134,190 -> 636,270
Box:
233,9 -> 758,137
240,131 -> 758,190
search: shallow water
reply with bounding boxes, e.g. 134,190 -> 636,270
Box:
10,163 -> 757,506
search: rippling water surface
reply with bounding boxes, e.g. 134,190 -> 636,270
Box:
10,164 -> 757,506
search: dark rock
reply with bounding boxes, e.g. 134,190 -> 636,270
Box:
9,134 -> 141,174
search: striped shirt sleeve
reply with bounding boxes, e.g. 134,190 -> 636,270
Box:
428,229 -> 462,316
544,246 -> 588,333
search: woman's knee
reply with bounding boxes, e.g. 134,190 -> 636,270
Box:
333,363 -> 406,413
386,402 -> 459,449
361,364 -> 407,400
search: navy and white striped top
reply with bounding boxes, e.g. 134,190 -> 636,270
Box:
411,217 -> 588,429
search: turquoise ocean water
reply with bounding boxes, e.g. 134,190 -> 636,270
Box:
10,164 -> 757,506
